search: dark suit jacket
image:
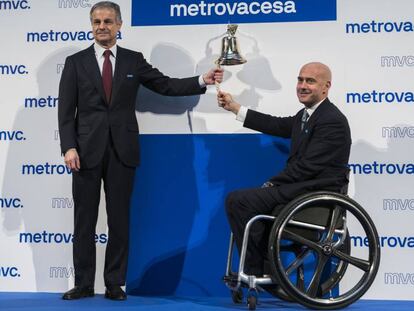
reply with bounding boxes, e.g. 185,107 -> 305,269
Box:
58,45 -> 206,168
244,98 -> 351,202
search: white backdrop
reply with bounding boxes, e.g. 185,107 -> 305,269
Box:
1,0 -> 413,300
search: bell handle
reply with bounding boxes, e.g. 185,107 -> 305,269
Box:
215,62 -> 221,93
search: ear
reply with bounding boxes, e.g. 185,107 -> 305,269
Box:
326,81 -> 331,89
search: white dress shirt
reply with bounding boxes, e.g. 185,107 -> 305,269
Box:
94,43 -> 116,75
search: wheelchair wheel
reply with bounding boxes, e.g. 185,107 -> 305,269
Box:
268,192 -> 380,310
278,231 -> 351,298
247,289 -> 258,310
231,288 -> 243,304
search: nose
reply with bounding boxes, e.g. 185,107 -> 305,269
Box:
297,81 -> 307,89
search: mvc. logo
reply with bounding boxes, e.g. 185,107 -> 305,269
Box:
382,127 -> 414,139
49,266 -> 75,278
0,130 -> 25,141
52,197 -> 74,209
0,0 -> 30,10
0,65 -> 28,75
381,55 -> 414,67
58,0 -> 90,8
0,266 -> 20,277
384,273 -> 414,285
383,199 -> 414,211
0,197 -> 23,208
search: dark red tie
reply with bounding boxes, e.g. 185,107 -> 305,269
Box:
102,50 -> 112,103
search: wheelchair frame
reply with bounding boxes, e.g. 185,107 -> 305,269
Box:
223,191 -> 381,310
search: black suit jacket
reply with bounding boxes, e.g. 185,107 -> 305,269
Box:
58,45 -> 206,168
244,98 -> 351,202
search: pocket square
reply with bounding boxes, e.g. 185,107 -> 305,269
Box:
126,74 -> 134,78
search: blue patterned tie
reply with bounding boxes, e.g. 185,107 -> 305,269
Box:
301,109 -> 309,131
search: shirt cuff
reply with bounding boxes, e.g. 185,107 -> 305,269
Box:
198,75 -> 206,88
236,106 -> 248,123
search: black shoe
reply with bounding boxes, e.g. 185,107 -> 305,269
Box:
62,286 -> 94,300
104,286 -> 127,301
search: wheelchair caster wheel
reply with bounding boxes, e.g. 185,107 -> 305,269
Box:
231,288 -> 243,304
247,289 -> 258,310
247,295 -> 257,310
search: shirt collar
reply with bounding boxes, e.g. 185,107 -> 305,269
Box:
305,98 -> 326,117
94,42 -> 117,58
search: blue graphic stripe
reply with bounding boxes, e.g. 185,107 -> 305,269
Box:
131,0 -> 337,27
128,133 -> 290,295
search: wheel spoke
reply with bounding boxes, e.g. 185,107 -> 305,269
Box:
282,229 -> 322,252
333,249 -> 371,272
326,206 -> 343,242
285,249 -> 312,276
297,265 -> 305,291
306,255 -> 329,297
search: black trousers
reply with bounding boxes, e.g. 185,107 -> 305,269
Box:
225,186 -> 285,276
72,137 -> 136,287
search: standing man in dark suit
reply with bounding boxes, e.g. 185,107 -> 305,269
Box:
217,62 -> 351,277
58,1 -> 223,301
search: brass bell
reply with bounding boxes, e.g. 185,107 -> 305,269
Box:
216,24 -> 247,66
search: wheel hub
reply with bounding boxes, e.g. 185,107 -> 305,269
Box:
322,243 -> 333,255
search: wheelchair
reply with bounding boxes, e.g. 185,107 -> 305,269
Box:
223,191 -> 381,310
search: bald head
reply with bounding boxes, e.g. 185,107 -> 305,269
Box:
296,62 -> 332,107
301,62 -> 332,82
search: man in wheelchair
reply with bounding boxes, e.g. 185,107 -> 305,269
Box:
217,62 -> 353,305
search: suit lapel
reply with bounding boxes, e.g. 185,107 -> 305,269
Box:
306,98 -> 330,131
111,46 -> 128,104
81,45 -> 107,104
289,109 -> 306,156
289,99 -> 331,156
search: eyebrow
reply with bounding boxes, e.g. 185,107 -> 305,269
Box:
297,76 -> 317,82
92,18 -> 115,23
